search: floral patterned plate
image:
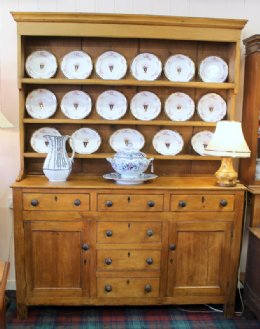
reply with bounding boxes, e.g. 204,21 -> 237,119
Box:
152,129 -> 184,155
130,53 -> 162,81
26,89 -> 57,119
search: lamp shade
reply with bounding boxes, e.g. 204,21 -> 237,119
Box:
204,121 -> 250,158
0,112 -> 13,128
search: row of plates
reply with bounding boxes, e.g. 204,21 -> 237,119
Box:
30,127 -> 213,156
25,50 -> 228,83
26,89 -> 227,123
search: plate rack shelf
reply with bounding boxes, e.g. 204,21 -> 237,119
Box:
14,12 -> 245,180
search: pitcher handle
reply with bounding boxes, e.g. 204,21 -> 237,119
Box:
68,136 -> 75,161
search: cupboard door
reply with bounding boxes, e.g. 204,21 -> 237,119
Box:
24,220 -> 90,297
167,221 -> 232,297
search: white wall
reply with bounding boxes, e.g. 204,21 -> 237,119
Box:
0,0 -> 259,289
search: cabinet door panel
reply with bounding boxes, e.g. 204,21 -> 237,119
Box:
167,221 -> 232,297
25,221 -> 90,297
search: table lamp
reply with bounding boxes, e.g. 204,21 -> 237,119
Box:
0,112 -> 13,128
204,121 -> 250,187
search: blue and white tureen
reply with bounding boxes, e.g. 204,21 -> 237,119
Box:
106,146 -> 153,179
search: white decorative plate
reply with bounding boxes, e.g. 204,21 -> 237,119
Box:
61,51 -> 93,79
95,51 -> 127,80
164,54 -> 195,82
70,128 -> 101,154
130,53 -> 162,81
130,91 -> 161,121
197,93 -> 227,122
61,90 -> 92,119
191,130 -> 214,156
30,127 -> 61,153
103,172 -> 158,185
25,50 -> 58,79
152,129 -> 184,155
96,90 -> 127,120
199,56 -> 228,83
164,92 -> 195,121
109,128 -> 145,152
25,89 -> 57,119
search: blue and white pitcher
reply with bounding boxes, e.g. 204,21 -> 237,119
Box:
43,135 -> 75,182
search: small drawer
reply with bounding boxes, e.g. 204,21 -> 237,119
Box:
97,221 -> 162,243
23,193 -> 90,211
97,194 -> 164,211
97,277 -> 160,298
97,250 -> 161,271
170,194 -> 235,212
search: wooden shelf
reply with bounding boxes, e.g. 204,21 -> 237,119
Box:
23,118 -> 217,127
20,78 -> 236,90
23,152 -> 221,161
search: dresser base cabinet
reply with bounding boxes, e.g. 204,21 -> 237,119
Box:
12,177 -> 245,319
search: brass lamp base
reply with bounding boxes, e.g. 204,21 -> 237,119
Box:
215,157 -> 238,187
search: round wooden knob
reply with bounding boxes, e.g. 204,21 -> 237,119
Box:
147,200 -> 155,207
106,230 -> 113,237
105,258 -> 112,265
146,229 -> 154,237
31,199 -> 39,207
106,200 -> 113,207
220,199 -> 228,207
146,257 -> 153,265
82,244 -> 89,251
179,200 -> 187,208
74,199 -> 81,206
144,284 -> 152,293
169,244 -> 176,251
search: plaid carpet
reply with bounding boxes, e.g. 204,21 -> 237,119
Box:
6,292 -> 260,329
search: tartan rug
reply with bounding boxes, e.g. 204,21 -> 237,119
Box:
6,291 -> 260,329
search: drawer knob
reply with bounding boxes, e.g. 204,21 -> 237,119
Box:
105,200 -> 113,207
146,229 -> 154,237
146,257 -> 153,265
220,199 -> 228,207
106,230 -> 113,237
169,244 -> 176,251
179,200 -> 187,208
74,199 -> 81,206
31,199 -> 39,207
82,244 -> 89,251
104,284 -> 112,292
144,284 -> 152,293
147,200 -> 155,207
105,257 -> 112,265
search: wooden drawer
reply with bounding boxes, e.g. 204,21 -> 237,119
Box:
23,193 -> 90,211
97,277 -> 160,298
97,221 -> 162,243
97,250 -> 161,271
170,194 -> 235,212
97,194 -> 164,211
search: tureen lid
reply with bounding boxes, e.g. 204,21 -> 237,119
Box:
113,144 -> 147,159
